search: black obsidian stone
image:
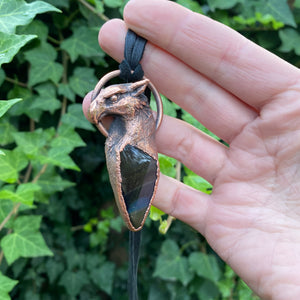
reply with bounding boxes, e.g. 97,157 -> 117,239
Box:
120,144 -> 157,229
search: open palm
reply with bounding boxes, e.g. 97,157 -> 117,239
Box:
83,0 -> 300,298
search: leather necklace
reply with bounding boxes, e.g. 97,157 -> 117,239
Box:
88,29 -> 163,299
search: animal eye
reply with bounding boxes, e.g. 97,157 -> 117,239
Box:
111,95 -> 118,102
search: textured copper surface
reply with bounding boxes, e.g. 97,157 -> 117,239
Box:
89,72 -> 163,231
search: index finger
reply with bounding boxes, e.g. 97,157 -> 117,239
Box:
124,0 -> 299,109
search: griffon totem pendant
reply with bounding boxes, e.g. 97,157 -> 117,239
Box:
89,70 -> 163,232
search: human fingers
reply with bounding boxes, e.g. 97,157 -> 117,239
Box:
154,174 -> 210,234
156,115 -> 227,184
83,90 -> 228,184
124,0 -> 299,110
99,19 -> 257,143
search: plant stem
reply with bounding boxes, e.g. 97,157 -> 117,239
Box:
77,0 -> 109,21
32,164 -> 48,183
5,77 -> 27,88
47,35 -> 61,45
0,203 -> 21,232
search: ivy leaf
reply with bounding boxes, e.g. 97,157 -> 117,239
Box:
255,0 -> 296,27
207,0 -> 242,11
32,83 -> 61,114
37,173 -> 74,194
278,28 -> 300,55
58,83 -> 75,102
153,239 -> 193,286
176,0 -> 203,13
0,0 -> 60,34
45,259 -> 64,284
1,215 -> 53,265
24,42 -> 63,86
61,26 -> 105,62
0,119 -> 17,145
188,252 -> 221,282
0,32 -> 36,67
90,262 -> 115,295
0,272 -> 18,300
103,0 -> 123,8
62,103 -> 95,131
59,270 -> 89,297
0,183 -> 41,205
17,20 -> 49,42
13,128 -> 48,158
69,67 -> 98,97
51,124 -> 86,153
37,148 -> 80,171
7,86 -> 42,121
0,200 -> 14,228
0,149 -> 28,183
158,154 -> 177,178
0,98 -> 22,118
183,167 -> 212,194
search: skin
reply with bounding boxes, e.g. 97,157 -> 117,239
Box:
82,0 -> 300,298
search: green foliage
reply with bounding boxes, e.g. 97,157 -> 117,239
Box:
0,0 -> 298,299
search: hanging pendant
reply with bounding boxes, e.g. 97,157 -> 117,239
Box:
89,70 -> 163,231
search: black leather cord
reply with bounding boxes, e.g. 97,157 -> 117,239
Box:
119,29 -> 147,82
128,230 -> 141,300
119,29 -> 147,300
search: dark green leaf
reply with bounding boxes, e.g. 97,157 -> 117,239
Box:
58,83 -> 75,102
69,67 -> 98,97
208,0 -> 241,11
51,124 -> 86,153
188,252 -> 221,282
7,86 -> 42,121
103,0 -> 122,8
62,103 -> 95,131
0,119 -> 17,145
0,0 -> 60,34
255,0 -> 296,27
24,42 -> 63,86
32,83 -> 61,114
17,20 -> 49,42
278,28 -> 300,55
90,262 -> 115,295
176,0 -> 203,13
37,174 -> 74,194
59,270 -> 89,297
13,128 -> 48,158
0,69 -> 5,86
0,32 -> 36,67
154,239 -> 192,286
61,26 -> 105,62
45,259 -> 64,284
0,98 -> 22,118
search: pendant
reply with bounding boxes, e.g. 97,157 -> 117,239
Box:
88,70 -> 163,231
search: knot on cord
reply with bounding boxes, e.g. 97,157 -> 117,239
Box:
119,29 -> 147,82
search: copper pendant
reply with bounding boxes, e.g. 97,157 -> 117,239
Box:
89,70 -> 163,232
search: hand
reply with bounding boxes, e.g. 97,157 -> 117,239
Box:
82,0 -> 300,298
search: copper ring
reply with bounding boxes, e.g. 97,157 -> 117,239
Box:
91,70 -> 163,138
